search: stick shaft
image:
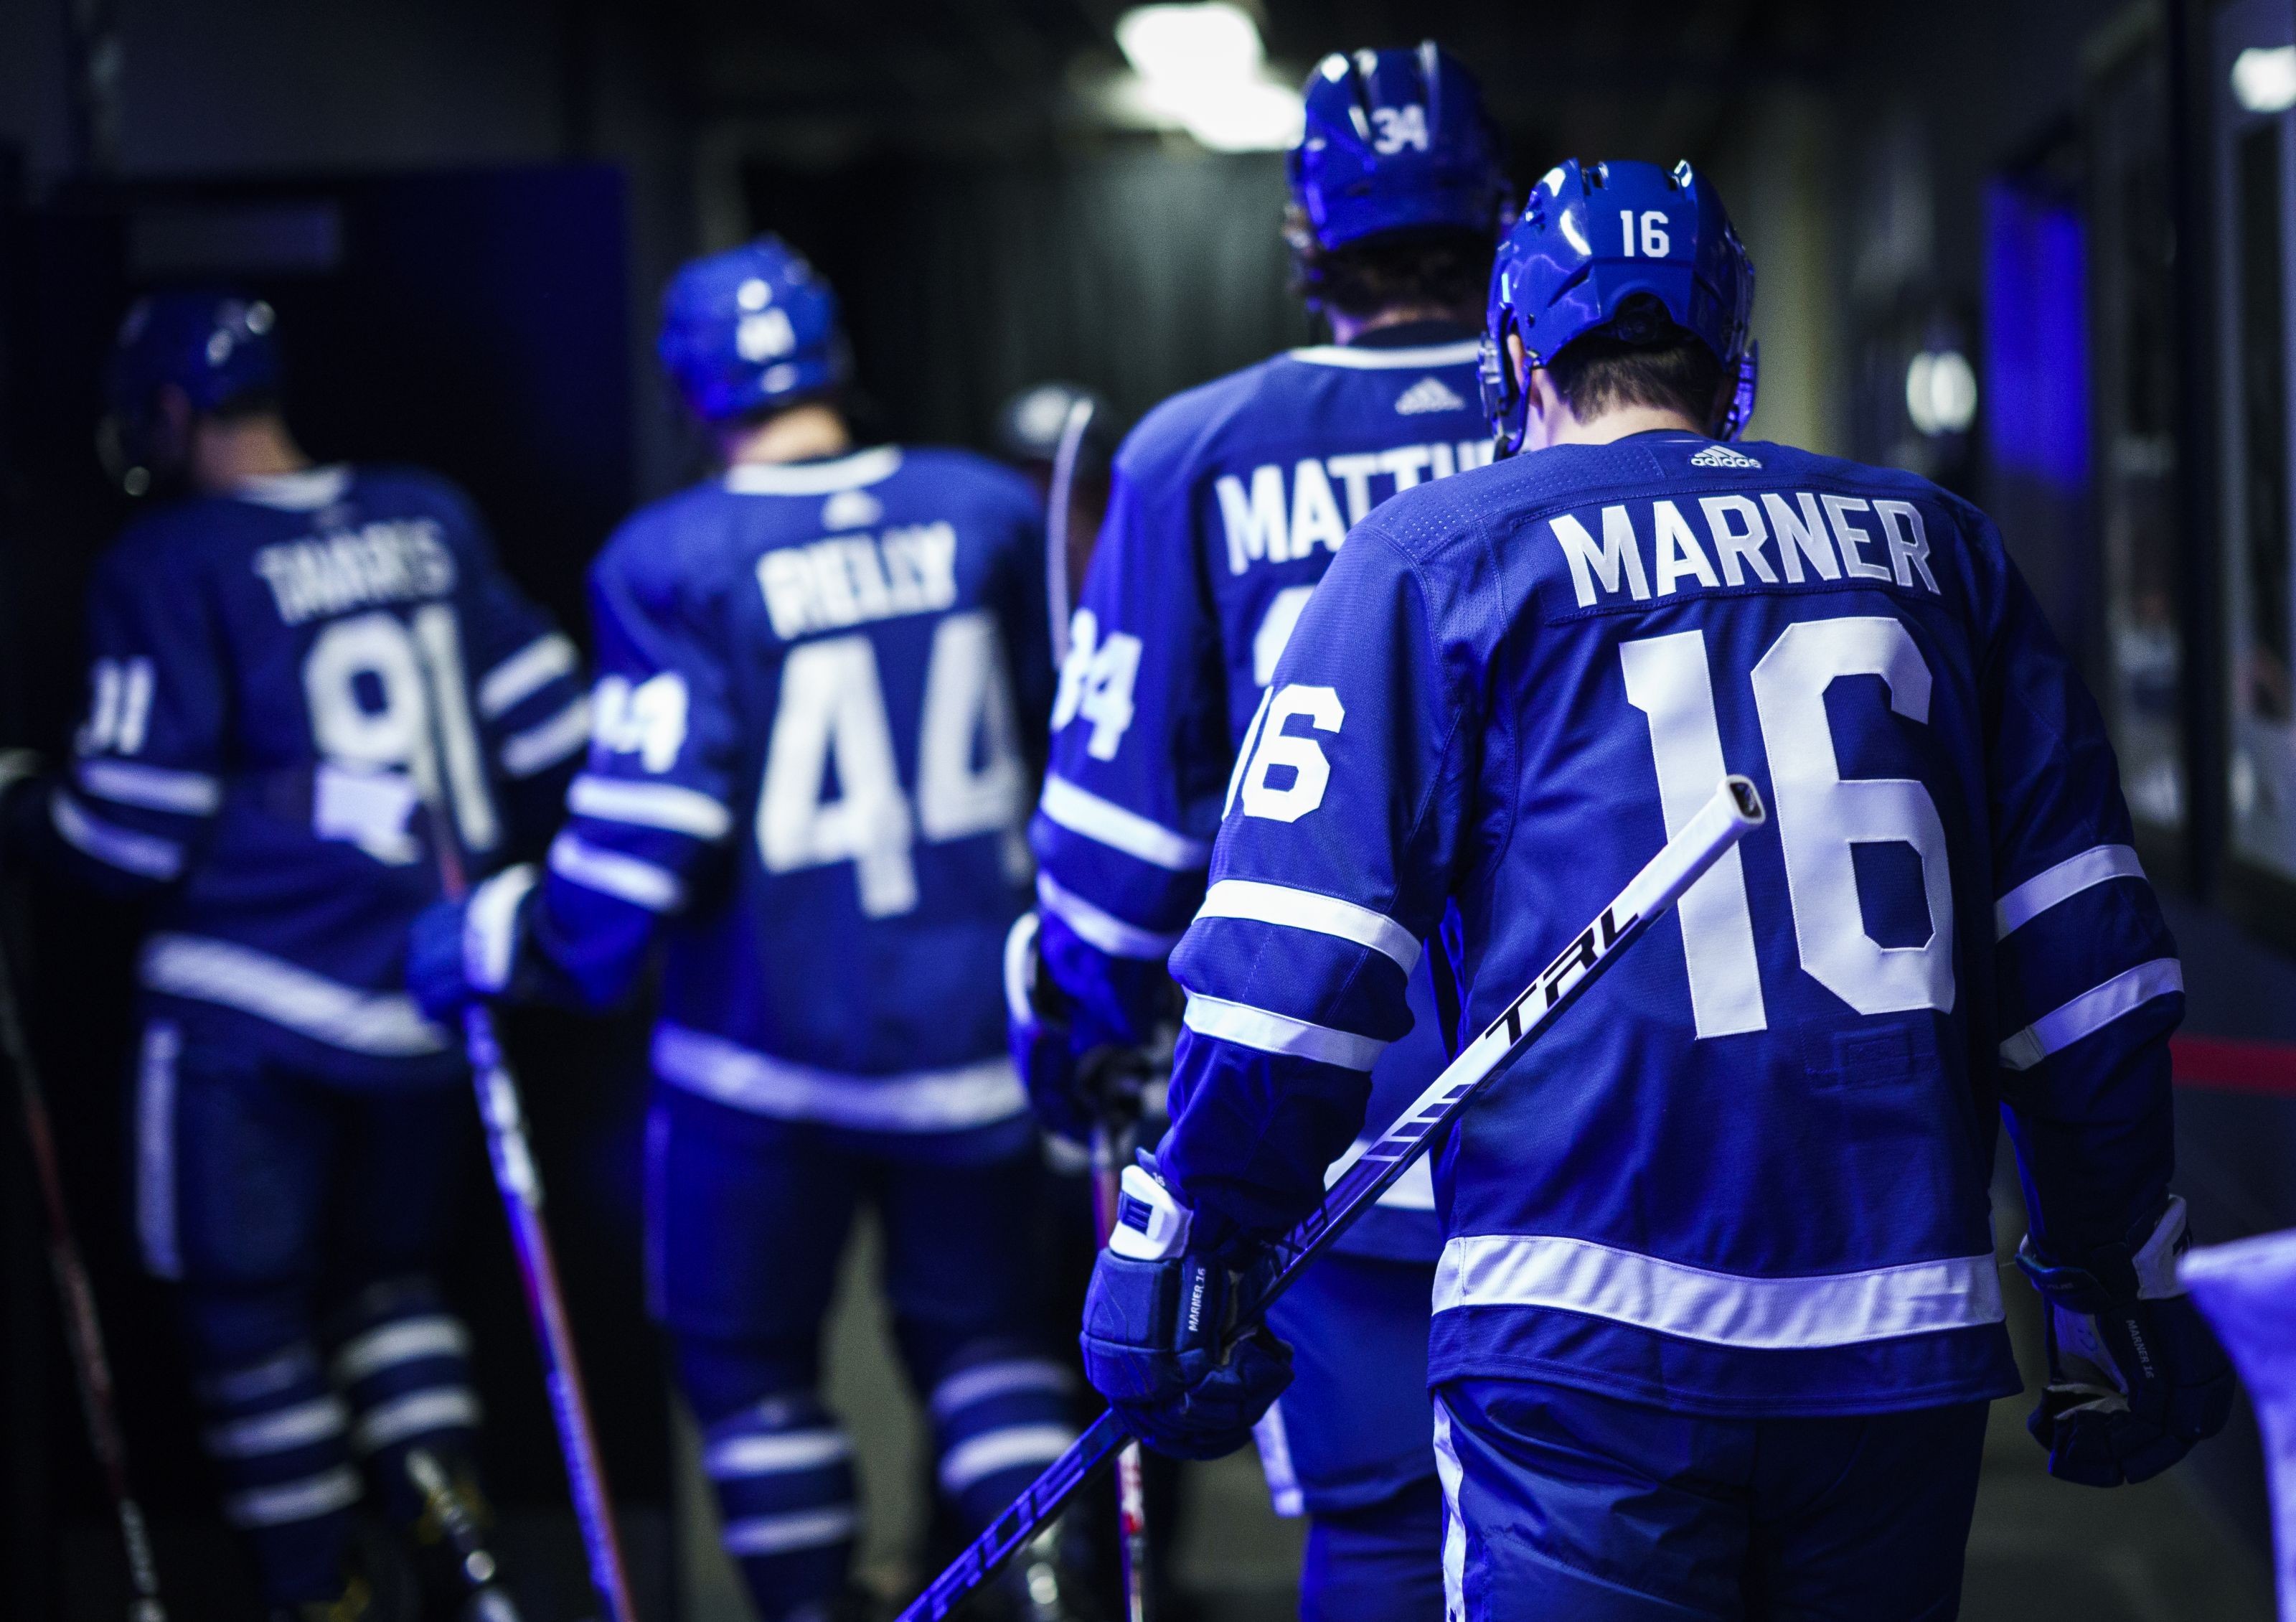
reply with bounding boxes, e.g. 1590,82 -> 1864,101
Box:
1045,396 -> 1096,668
0,923 -> 168,1622
1090,1123 -> 1152,1622
895,777 -> 1765,1622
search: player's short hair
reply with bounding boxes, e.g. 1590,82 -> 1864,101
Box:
1285,210 -> 1495,322
1545,296 -> 1725,429
202,386 -> 283,425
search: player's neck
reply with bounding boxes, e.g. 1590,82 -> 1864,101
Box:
188,413 -> 313,495
1534,402 -> 1708,450
721,403 -> 854,467
1328,303 -> 1479,346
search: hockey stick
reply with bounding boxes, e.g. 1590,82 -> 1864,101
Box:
0,901 -> 168,1622
1045,394 -> 1096,667
1088,1117 -> 1152,1622
429,830 -> 639,1622
898,776 -> 1767,1622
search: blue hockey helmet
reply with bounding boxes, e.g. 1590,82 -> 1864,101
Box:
658,235 -> 847,423
1479,159 -> 1758,456
1286,42 -> 1508,251
103,289 -> 283,489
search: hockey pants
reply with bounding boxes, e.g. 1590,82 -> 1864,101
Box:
649,1085 -> 1074,1622
1431,1377 -> 1989,1621
133,1020 -> 488,1605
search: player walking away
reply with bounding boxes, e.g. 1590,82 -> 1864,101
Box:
406,238 -> 1085,1622
1071,160 -> 2234,1621
0,291 -> 587,1620
1004,44 -> 1506,1622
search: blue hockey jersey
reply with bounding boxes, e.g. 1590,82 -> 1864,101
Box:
1030,326 -> 1491,1258
524,446 -> 1050,1138
1159,432 -> 2181,1417
57,465 -> 588,1087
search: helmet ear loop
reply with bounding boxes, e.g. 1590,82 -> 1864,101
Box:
1477,319 -> 1527,459
1716,342 -> 1759,442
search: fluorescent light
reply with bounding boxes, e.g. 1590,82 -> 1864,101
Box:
1906,350 -> 1977,437
2234,45 -> 2296,114
1111,3 -> 1304,151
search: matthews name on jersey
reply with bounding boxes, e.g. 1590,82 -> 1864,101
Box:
522,445 -> 1052,1134
1157,429 -> 2180,1416
58,464 -> 588,1085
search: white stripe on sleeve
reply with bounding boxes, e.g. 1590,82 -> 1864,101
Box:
568,774 -> 733,840
548,831 -> 685,912
1035,871 -> 1183,960
1995,844 -> 2146,939
1196,880 -> 1420,971
76,758 -> 223,815
478,633 -> 579,718
1038,774 -> 1208,871
52,789 -> 184,878
500,697 -> 592,778
1999,957 -> 2184,1072
1181,993 -> 1387,1071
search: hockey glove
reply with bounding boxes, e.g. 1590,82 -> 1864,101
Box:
1080,1157 -> 1293,1461
1004,911 -> 1164,1144
2017,1196 -> 2234,1487
407,865 -> 539,1021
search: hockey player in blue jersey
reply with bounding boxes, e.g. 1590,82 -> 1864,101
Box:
1071,160 -> 2234,1619
1,291 -> 588,1619
406,238 -> 1085,1622
1005,43 -> 1505,1622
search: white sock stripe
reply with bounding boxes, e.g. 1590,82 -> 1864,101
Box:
928,1359 -> 1075,1422
502,697 -> 593,778
351,1387 -> 482,1453
704,1429 -> 854,1479
332,1317 -> 473,1385
1196,880 -> 1420,971
549,831 -> 686,911
204,1396 -> 349,1458
936,1424 -> 1076,1493
1037,774 -> 1209,871
1995,843 -> 2146,938
721,1506 -> 860,1557
478,633 -> 580,718
1181,993 -> 1387,1071
224,1466 -> 363,1528
2000,957 -> 2185,1072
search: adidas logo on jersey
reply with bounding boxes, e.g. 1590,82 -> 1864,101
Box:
1394,376 -> 1467,416
1689,444 -> 1761,469
823,489 -> 884,530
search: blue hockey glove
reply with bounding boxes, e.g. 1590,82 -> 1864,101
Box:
407,865 -> 538,1022
2017,1196 -> 2234,1487
1080,1158 -> 1293,1461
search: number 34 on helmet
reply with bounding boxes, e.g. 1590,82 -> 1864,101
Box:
1480,157 -> 1759,456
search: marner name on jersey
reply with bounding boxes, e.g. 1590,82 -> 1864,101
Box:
1551,490 -> 1943,609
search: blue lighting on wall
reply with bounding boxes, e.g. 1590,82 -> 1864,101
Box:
1985,179 -> 2092,490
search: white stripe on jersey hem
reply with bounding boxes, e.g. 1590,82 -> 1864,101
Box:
1431,1235 -> 2005,1349
1038,774 -> 1208,871
1999,957 -> 2183,1072
140,934 -> 451,1056
464,866 -> 538,995
1181,993 -> 1386,1071
930,1358 -> 1074,1422
549,831 -> 685,912
722,1506 -> 858,1557
136,1022 -> 183,1280
725,445 -> 903,495
705,1429 -> 853,1480
204,1396 -> 349,1459
501,696 -> 592,778
351,1387 -> 481,1453
651,1023 -> 1028,1133
75,757 -> 223,815
1197,880 -> 1420,972
1995,844 -> 2147,939
1286,341 -> 1483,370
937,1424 -> 1075,1493
52,789 -> 184,878
1035,871 -> 1182,960
478,633 -> 580,719
334,1316 -> 473,1385
230,464 -> 352,512
569,774 -> 733,840
225,1466 -> 363,1528
1251,1400 -> 1305,1518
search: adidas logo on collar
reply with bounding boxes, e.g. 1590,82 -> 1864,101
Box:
1394,376 -> 1467,416
1689,444 -> 1761,469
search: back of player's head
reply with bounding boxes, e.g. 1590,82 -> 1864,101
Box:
103,289 -> 283,491
658,235 -> 849,424
1480,158 -> 1758,454
1284,43 -> 1508,319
